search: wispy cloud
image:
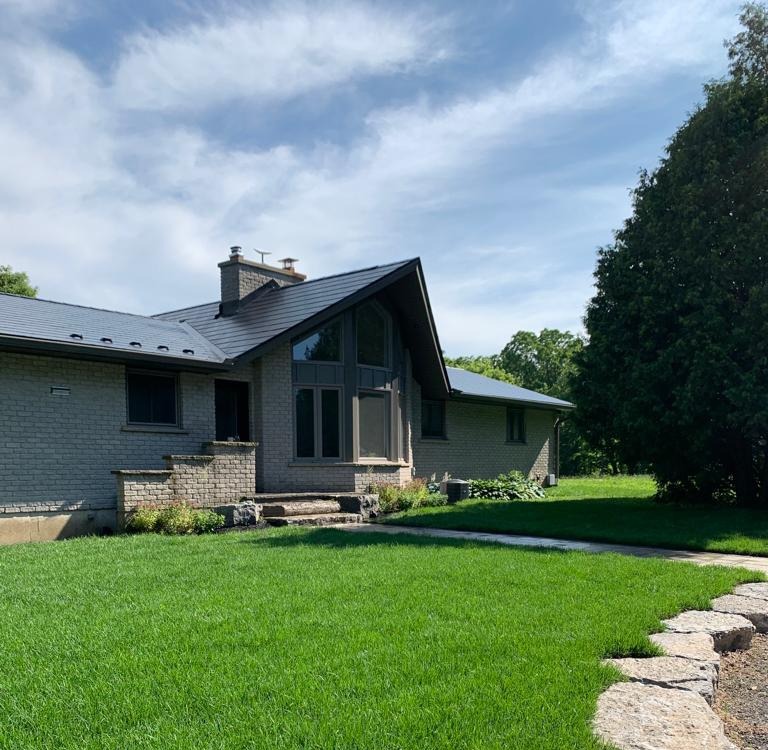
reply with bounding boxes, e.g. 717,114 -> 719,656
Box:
0,0 -> 742,352
112,2 -> 449,111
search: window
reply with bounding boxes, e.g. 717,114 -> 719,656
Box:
292,319 -> 342,362
358,391 -> 388,458
127,371 -> 178,426
507,407 -> 526,443
295,387 -> 341,459
421,399 -> 445,438
356,302 -> 389,368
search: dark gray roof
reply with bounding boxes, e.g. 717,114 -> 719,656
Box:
0,293 -> 226,365
447,367 -> 574,409
155,259 -> 415,359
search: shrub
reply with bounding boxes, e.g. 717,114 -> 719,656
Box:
373,479 -> 448,513
126,505 -> 161,533
468,471 -> 546,501
127,502 -> 225,535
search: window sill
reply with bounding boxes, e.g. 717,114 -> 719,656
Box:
506,440 -> 527,446
121,424 -> 189,435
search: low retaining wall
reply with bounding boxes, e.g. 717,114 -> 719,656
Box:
114,441 -> 256,527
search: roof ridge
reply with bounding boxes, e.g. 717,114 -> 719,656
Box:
275,258 -> 416,292
153,300 -> 219,318
0,291 -> 182,325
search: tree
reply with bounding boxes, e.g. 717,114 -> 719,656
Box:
444,355 -> 519,385
0,266 -> 37,297
573,3 -> 768,505
496,329 -> 583,397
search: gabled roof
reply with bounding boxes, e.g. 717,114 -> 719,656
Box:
0,292 -> 227,368
447,367 -> 574,410
155,259 -> 414,359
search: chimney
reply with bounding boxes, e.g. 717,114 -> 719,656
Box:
218,246 -> 306,316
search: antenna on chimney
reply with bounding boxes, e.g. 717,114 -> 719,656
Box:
254,249 -> 272,265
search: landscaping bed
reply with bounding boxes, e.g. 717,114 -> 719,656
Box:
381,476 -> 768,557
0,527 -> 759,749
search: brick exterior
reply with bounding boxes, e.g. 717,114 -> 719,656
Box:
256,342 -> 413,492
411,381 -> 555,482
115,441 -> 256,526
219,255 -> 303,304
0,351 -> 255,514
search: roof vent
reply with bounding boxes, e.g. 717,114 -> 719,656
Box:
183,348 -> 194,355
157,345 -> 169,352
129,341 -> 141,348
229,245 -> 243,259
100,337 -> 113,344
69,333 -> 83,340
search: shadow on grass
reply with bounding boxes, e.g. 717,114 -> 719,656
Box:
379,496 -> 768,556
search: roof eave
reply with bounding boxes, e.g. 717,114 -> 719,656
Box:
0,335 -> 231,372
449,390 -> 575,411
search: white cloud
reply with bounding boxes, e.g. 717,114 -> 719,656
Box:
0,0 -> 744,352
112,2 -> 448,111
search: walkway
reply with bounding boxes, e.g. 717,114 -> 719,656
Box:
339,523 -> 768,575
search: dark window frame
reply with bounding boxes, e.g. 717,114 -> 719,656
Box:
293,385 -> 343,460
291,318 -> 344,364
357,388 -> 391,460
507,407 -> 526,444
421,398 -> 446,439
356,301 -> 391,370
126,369 -> 180,427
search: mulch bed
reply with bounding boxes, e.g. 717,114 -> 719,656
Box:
716,633 -> 768,750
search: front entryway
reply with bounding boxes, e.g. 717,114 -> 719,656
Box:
215,380 -> 250,441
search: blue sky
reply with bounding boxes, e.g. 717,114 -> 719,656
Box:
0,0 -> 742,354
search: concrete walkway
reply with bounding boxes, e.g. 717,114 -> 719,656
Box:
338,523 -> 768,575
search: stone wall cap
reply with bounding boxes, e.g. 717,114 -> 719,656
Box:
205,441 -> 257,447
112,469 -> 173,476
163,455 -> 215,461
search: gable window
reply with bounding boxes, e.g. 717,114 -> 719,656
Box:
292,319 -> 342,362
127,370 -> 178,426
421,399 -> 446,439
507,407 -> 526,443
356,302 -> 390,368
294,387 -> 342,459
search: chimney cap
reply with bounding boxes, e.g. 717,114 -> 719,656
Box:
278,257 -> 299,271
229,245 -> 243,257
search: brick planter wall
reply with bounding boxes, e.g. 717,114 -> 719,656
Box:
114,441 -> 256,527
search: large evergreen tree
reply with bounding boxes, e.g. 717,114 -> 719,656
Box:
574,4 -> 768,505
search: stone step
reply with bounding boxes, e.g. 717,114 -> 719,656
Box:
266,512 -> 362,527
261,500 -> 343,517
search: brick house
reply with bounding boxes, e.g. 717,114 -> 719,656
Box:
0,251 -> 572,541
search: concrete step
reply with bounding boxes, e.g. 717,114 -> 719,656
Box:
266,512 -> 362,527
261,500 -> 342,517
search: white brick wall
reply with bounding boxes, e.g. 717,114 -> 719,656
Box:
411,380 -> 555,481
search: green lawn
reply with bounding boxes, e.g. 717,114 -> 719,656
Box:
383,475 -> 768,556
0,529 -> 759,749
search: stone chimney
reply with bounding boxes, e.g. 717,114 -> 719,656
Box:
219,246 -> 306,315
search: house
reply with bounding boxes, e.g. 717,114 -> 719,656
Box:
0,250 -> 573,542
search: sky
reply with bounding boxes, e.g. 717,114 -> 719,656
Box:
0,0 -> 743,355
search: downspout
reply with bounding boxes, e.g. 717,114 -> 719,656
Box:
553,414 -> 564,481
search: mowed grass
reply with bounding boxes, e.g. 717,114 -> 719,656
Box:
384,475 -> 768,556
0,528 -> 759,749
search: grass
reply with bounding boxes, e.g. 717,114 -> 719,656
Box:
0,528 -> 760,749
383,475 -> 768,556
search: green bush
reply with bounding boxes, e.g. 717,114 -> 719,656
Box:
126,505 -> 161,533
374,479 -> 448,513
127,502 -> 225,535
468,471 -> 546,501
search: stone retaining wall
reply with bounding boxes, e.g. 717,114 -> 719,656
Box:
114,441 -> 256,527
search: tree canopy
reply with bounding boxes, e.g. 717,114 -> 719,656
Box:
573,3 -> 768,505
0,266 -> 36,297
